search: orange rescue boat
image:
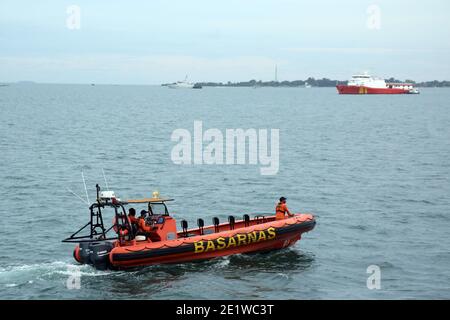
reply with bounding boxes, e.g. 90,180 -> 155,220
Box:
63,185 -> 316,270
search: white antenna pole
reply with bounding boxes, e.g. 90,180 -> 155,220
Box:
275,65 -> 278,82
102,168 -> 109,190
81,170 -> 90,204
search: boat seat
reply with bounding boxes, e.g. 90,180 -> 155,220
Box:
228,216 -> 235,230
180,220 -> 188,237
243,214 -> 250,227
197,218 -> 205,235
212,217 -> 220,233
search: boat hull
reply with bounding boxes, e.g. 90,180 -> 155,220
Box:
109,214 -> 315,269
167,84 -> 195,89
336,85 -> 409,94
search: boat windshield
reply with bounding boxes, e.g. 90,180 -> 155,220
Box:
150,203 -> 169,215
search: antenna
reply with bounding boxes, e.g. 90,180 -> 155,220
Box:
81,170 -> 90,204
102,168 -> 109,190
275,65 -> 278,82
96,184 -> 100,201
66,187 -> 89,205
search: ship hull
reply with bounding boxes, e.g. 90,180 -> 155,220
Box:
336,85 -> 409,95
168,83 -> 194,89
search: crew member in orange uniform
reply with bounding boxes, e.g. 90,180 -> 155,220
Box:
128,208 -> 138,224
138,210 -> 153,234
275,197 -> 294,220
127,208 -> 138,234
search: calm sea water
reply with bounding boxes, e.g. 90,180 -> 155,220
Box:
0,84 -> 449,299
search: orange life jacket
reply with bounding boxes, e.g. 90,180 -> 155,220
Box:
276,202 -> 288,220
138,217 -> 152,233
128,215 -> 139,225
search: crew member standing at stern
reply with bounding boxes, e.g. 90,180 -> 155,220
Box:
276,197 -> 294,220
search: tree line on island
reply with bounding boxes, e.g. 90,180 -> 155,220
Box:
193,78 -> 450,88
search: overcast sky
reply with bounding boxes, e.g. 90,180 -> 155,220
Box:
1,0 -> 449,84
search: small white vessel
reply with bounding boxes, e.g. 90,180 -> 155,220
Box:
167,76 -> 195,89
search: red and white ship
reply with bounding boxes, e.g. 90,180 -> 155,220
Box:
336,73 -> 419,94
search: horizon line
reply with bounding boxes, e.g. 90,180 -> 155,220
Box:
3,78 -> 450,86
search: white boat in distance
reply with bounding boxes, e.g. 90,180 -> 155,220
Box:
167,76 -> 195,89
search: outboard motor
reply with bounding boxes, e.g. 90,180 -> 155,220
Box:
78,242 -> 91,264
88,241 -> 114,270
